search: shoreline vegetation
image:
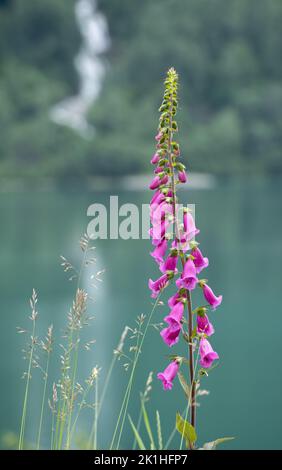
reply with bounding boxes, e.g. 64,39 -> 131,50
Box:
0,172 -> 279,194
1,1 -> 282,179
0,173 -> 216,192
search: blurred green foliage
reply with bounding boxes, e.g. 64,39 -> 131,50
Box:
0,0 -> 281,178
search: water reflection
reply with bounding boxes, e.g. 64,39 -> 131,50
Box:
0,177 -> 282,449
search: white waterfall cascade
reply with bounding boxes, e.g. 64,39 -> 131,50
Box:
49,0 -> 110,136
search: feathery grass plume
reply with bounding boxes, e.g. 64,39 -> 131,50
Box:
55,234 -> 101,450
18,232 -> 140,450
149,68 -> 223,449
69,365 -> 101,448
18,289 -> 39,450
16,233 -> 102,450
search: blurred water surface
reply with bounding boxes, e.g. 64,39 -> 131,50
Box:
0,176 -> 282,449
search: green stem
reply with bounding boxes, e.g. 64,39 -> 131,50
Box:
110,326 -> 142,450
92,377 -> 99,450
98,355 -> 116,419
69,383 -> 91,444
115,360 -> 136,450
56,337 -> 72,449
65,331 -> 79,449
54,399 -> 61,449
110,296 -> 160,450
88,354 -> 116,449
179,343 -> 200,450
57,242 -> 89,449
132,402 -> 143,450
187,291 -> 196,429
19,319 -> 36,450
65,244 -> 88,449
51,412 -> 55,450
36,352 -> 50,449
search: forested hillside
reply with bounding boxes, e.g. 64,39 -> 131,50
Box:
0,0 -> 281,178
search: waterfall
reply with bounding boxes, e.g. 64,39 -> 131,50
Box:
49,0 -> 110,136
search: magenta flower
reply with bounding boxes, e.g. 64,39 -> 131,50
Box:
178,170 -> 187,183
149,174 -> 168,190
149,175 -> 161,190
176,258 -> 198,290
160,321 -> 181,347
151,152 -> 160,165
157,361 -> 179,390
183,211 -> 200,241
150,189 -> 162,205
148,274 -> 169,298
192,247 -> 209,274
160,175 -> 169,186
202,284 -> 222,310
172,235 -> 189,252
150,190 -> 172,209
154,166 -> 164,174
150,69 -> 223,411
199,338 -> 219,368
196,314 -> 214,336
165,301 -> 184,324
161,303 -> 184,347
168,291 -> 183,308
149,218 -> 170,245
160,253 -> 178,273
151,201 -> 173,224
150,238 -> 168,264
149,176 -> 161,190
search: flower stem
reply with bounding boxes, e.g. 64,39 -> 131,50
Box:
179,342 -> 200,450
166,78 -> 196,436
165,343 -> 200,450
186,289 -> 196,429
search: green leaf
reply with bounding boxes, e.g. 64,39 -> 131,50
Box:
141,402 -> 156,450
156,410 -> 163,450
175,412 -> 197,448
191,326 -> 198,339
128,416 -> 146,450
177,372 -> 190,399
201,437 -> 235,450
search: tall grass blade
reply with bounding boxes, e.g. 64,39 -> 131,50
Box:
111,296 -> 160,450
141,402 -> 155,450
156,410 -> 163,450
128,416 -> 146,450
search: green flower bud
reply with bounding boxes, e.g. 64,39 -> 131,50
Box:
194,306 -> 207,317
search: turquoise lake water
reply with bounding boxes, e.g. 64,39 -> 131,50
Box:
1,176 -> 282,449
